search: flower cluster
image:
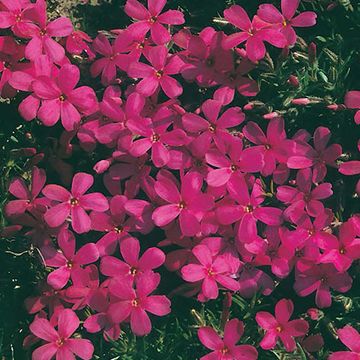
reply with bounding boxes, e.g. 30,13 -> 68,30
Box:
1,0 -> 359,359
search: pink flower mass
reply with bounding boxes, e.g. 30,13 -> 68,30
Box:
1,0 -> 359,359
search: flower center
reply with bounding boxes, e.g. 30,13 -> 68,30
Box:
137,41 -> 145,49
265,144 -> 271,150
66,260 -> 73,269
131,298 -> 140,307
320,276 -> 328,284
149,16 -> 157,24
70,198 -> 79,206
207,268 -> 215,277
151,133 -> 160,142
208,124 -> 216,133
276,325 -> 283,333
245,204 -> 253,213
56,338 -> 65,347
220,347 -> 229,355
178,201 -> 186,209
282,19 -> 288,27
129,267 -> 138,276
230,164 -> 238,172
59,95 -> 66,102
339,247 -> 346,254
155,70 -> 164,78
206,57 -> 215,67
15,14 -> 22,22
114,226 -> 123,234
39,29 -> 47,36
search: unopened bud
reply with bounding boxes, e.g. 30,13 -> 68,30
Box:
288,75 -> 299,87
308,42 -> 317,64
93,159 -> 112,174
263,112 -> 280,120
327,103 -> 346,111
292,98 -> 311,105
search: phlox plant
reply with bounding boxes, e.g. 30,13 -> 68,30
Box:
0,0 -> 359,359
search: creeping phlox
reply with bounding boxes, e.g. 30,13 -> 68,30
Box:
1,0 -> 360,359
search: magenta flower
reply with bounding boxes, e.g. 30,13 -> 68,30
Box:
127,107 -> 188,167
29,308 -> 94,360
181,244 -> 240,300
128,46 -> 183,98
256,298 -> 309,352
257,0 -> 317,46
83,288 -> 121,341
216,177 -> 283,243
180,29 -> 233,88
90,32 -> 133,85
24,0 -> 73,63
42,172 -> 109,234
152,172 -> 214,236
125,0 -> 184,45
319,221 -> 360,272
4,166 -> 47,217
223,5 -> 287,62
277,168 -> 333,222
65,30 -> 94,59
0,0 -> 35,38
329,325 -> 360,360
41,228 -> 99,289
205,137 -> 264,188
243,117 -> 295,177
182,99 -> 245,156
32,64 -> 98,131
108,272 -> 171,336
344,90 -> 360,125
198,319 -> 258,360
101,236 -> 165,285
287,127 -> 342,183
294,263 -> 352,308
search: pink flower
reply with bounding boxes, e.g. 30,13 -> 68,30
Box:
198,318 -> 258,360
124,0 -> 184,45
0,0 -> 35,38
180,29 -> 233,88
127,106 -> 188,167
108,272 -> 171,336
287,127 -> 342,183
329,325 -> 360,359
41,228 -> 99,289
29,308 -> 94,360
257,0 -> 317,46
152,171 -> 214,236
128,46 -> 183,98
319,221 -> 360,272
256,298 -> 309,352
243,117 -> 295,176
344,90 -> 360,124
90,32 -> 133,85
42,172 -> 109,233
32,64 -> 98,131
66,30 -> 94,59
181,244 -> 240,300
101,236 -> 165,285
294,263 -> 352,308
182,99 -> 245,156
216,177 -> 283,243
277,168 -> 333,222
24,0 -> 73,63
205,137 -> 264,188
91,194 -> 152,256
83,288 -> 121,341
4,166 -> 47,217
223,5 -> 287,62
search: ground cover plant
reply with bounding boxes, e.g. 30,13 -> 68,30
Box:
0,0 -> 359,359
